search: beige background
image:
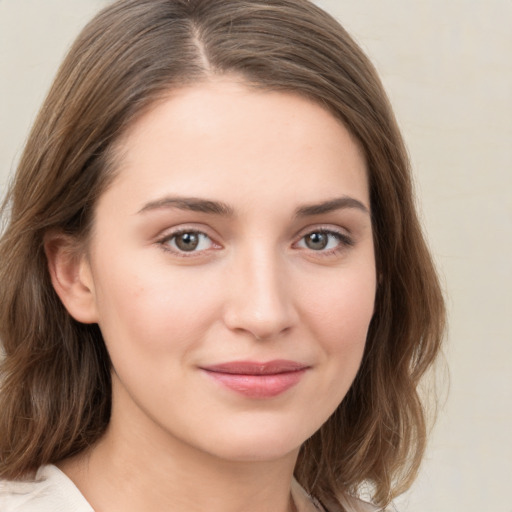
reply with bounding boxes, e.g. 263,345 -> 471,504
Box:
1,1 -> 511,511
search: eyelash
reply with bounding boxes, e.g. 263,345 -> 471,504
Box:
294,228 -> 354,256
157,228 -> 219,257
157,227 -> 353,257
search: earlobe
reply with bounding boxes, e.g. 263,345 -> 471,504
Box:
44,231 -> 99,324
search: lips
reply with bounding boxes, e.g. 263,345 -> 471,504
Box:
200,360 -> 309,398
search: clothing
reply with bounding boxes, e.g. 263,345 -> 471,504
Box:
0,464 -> 379,512
0,465 -> 93,512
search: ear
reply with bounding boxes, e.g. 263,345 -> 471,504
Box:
44,231 -> 99,324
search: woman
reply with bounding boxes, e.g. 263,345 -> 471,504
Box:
0,1 -> 445,511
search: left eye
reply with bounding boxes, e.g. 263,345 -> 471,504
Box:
296,231 -> 346,251
164,231 -> 214,252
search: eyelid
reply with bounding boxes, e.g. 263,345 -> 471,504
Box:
156,225 -> 222,257
294,223 -> 352,241
292,225 -> 354,253
154,223 -> 354,258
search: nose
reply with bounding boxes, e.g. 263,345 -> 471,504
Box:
222,245 -> 298,341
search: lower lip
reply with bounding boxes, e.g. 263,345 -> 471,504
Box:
203,369 -> 307,398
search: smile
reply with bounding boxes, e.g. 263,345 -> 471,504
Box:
201,360 -> 309,398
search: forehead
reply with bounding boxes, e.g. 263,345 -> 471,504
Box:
101,78 -> 369,214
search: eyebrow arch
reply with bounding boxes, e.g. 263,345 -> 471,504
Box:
295,197 -> 370,217
138,196 -> 235,216
138,195 -> 369,218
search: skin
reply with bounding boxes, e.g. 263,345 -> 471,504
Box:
49,78 -> 376,512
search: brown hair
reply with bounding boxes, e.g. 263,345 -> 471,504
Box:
0,0 -> 445,508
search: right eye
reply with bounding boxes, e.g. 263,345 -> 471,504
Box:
160,230 -> 216,255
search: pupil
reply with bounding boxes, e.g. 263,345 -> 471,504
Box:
306,232 -> 328,250
176,233 -> 199,251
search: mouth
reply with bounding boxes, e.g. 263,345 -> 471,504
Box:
200,360 -> 310,398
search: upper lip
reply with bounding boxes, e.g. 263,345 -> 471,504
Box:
201,360 -> 309,375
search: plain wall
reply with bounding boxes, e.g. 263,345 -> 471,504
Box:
1,1 -> 511,511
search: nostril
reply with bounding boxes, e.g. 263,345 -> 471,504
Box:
223,299 -> 296,341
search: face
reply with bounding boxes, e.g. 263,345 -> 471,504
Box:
81,78 -> 376,462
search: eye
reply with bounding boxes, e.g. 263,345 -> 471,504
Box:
161,230 -> 215,254
296,229 -> 352,252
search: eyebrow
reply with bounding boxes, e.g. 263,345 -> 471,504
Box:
138,195 -> 369,217
138,196 -> 235,216
294,196 -> 370,217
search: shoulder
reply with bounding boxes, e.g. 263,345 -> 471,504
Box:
318,492 -> 386,512
292,478 -> 383,512
343,496 -> 382,512
333,495 -> 382,512
338,494 -> 398,512
0,465 -> 93,512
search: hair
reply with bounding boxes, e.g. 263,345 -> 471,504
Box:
0,0 -> 445,508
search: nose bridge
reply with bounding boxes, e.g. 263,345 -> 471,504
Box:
224,240 -> 296,340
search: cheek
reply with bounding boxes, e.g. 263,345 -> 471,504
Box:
299,264 -> 376,396
287,266 -> 376,431
303,268 -> 376,345
92,256 -> 225,356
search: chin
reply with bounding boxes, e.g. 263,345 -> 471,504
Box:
207,440 -> 300,464
191,417 -> 315,463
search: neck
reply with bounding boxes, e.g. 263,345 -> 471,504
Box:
59,382 -> 300,512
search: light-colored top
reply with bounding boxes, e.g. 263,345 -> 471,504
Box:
0,465 -> 94,512
0,464 -> 380,512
